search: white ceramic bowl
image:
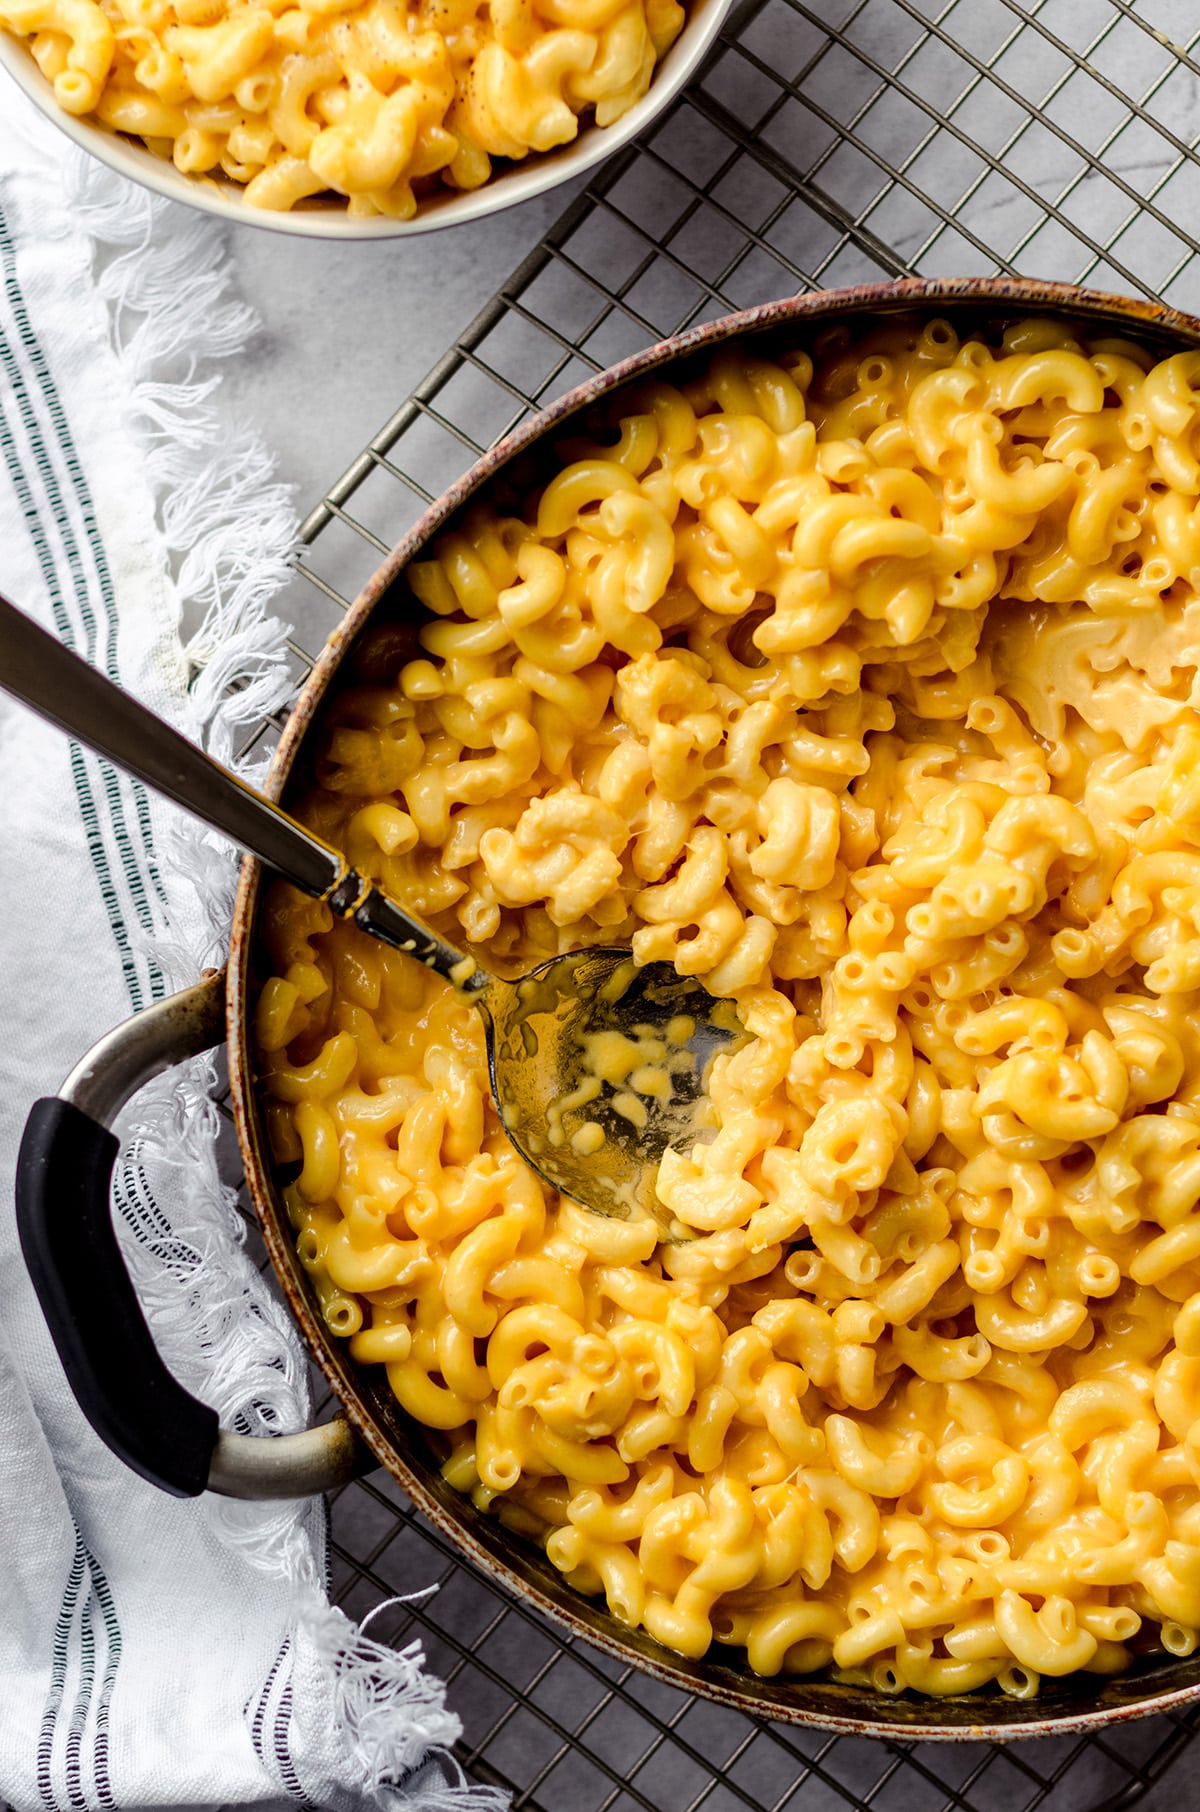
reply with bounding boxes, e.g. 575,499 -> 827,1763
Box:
0,0 -> 732,239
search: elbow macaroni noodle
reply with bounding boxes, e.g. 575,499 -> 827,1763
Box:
0,0 -> 683,215
258,314 -> 1200,1695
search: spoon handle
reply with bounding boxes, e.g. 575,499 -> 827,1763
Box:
0,592 -> 483,991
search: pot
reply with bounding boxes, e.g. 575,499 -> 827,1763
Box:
20,276 -> 1200,1743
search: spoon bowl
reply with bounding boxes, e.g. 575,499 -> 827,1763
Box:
350,889 -> 745,1229
479,949 -> 745,1226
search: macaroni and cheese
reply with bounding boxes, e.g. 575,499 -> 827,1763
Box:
0,0 -> 683,215
257,314 -> 1200,1696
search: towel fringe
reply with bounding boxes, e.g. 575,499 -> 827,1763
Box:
63,152 -> 296,765
299,1596 -> 506,1801
62,152 -> 497,1810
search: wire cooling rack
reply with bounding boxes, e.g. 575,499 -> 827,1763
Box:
234,0 -> 1200,1803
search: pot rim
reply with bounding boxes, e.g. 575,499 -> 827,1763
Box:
228,273 -> 1200,1742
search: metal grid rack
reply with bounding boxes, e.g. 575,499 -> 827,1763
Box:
241,0 -> 1200,1803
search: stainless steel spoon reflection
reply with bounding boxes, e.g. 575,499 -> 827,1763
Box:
0,591 -> 744,1231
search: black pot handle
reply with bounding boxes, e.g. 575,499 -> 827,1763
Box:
16,970 -> 369,1499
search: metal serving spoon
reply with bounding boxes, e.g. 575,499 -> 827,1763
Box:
0,592 -> 743,1229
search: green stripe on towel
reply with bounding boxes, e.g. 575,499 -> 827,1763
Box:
0,202 -> 169,1004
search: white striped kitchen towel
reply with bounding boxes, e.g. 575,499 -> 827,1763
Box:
0,80 -> 504,1812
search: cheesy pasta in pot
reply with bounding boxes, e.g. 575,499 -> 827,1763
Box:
259,314 -> 1200,1696
0,0 -> 683,215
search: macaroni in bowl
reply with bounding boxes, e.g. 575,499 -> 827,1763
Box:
0,0 -> 683,215
258,315 -> 1200,1695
